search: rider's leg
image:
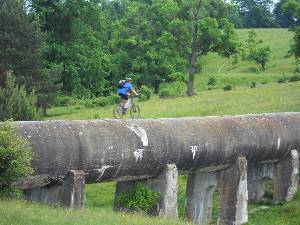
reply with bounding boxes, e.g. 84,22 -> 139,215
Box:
123,99 -> 129,109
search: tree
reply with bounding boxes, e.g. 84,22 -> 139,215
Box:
0,71 -> 41,121
283,0 -> 300,65
235,0 -> 277,27
110,0 -> 186,93
274,0 -> 300,28
175,0 -> 240,96
0,0 -> 43,87
31,0 -> 110,97
245,30 -> 271,70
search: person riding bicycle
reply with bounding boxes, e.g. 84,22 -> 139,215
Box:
117,77 -> 139,114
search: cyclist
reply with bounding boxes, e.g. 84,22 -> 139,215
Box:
117,77 -> 139,114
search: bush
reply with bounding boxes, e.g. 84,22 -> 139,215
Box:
138,85 -> 152,102
54,95 -> 74,107
159,82 -> 186,98
0,72 -> 41,121
278,76 -> 289,83
223,84 -> 233,91
207,76 -> 217,90
288,75 -> 300,82
117,182 -> 160,214
83,95 -> 120,108
0,122 -> 34,198
167,72 -> 187,83
208,77 -> 217,86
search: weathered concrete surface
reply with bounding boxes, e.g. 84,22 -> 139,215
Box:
148,164 -> 178,218
273,149 -> 299,203
218,157 -> 248,225
185,170 -> 218,224
11,112 -> 300,184
185,157 -> 248,225
23,170 -> 86,208
114,164 -> 178,218
248,150 -> 299,203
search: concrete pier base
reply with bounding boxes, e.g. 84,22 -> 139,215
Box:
184,171 -> 218,225
218,157 -> 248,225
248,150 -> 299,203
114,164 -> 178,218
23,170 -> 86,208
148,164 -> 178,218
274,150 -> 299,203
185,157 -> 248,225
248,162 -> 275,202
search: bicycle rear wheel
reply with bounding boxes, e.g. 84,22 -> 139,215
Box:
113,104 -> 124,119
130,104 -> 140,119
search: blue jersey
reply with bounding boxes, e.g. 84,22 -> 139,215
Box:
117,82 -> 133,95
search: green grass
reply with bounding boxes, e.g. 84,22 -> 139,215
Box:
1,179 -> 299,225
2,28 -> 300,225
47,82 -> 300,120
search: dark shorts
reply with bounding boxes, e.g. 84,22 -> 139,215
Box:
118,93 -> 129,100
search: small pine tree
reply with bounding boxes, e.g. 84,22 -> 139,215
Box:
0,122 -> 34,197
0,71 -> 41,121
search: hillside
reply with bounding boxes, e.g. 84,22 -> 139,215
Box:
194,28 -> 295,91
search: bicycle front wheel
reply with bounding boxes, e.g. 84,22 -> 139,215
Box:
113,104 -> 124,119
130,104 -> 140,119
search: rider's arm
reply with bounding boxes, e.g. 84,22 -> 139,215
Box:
131,88 -> 138,95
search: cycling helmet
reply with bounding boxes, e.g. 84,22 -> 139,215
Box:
126,77 -> 132,81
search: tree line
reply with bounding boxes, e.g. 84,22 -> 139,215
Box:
0,0 -> 299,119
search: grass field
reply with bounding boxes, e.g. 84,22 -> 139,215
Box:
47,82 -> 300,120
1,179 -> 300,225
1,28 -> 300,225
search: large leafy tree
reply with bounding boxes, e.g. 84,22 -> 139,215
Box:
235,0 -> 276,27
274,0 -> 300,28
31,0 -> 110,97
175,0 -> 240,96
110,0 -> 187,93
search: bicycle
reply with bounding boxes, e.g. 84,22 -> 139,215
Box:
113,95 -> 141,119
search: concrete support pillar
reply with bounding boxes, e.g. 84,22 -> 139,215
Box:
247,162 -> 275,202
114,164 -> 178,218
248,150 -> 299,203
184,171 -> 218,225
218,157 -> 248,225
274,150 -> 299,203
23,170 -> 86,208
149,164 -> 178,218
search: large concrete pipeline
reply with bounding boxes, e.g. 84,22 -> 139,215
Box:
12,112 -> 300,184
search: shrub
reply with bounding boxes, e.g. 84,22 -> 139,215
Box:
83,95 -> 120,108
167,72 -> 187,83
278,76 -> 289,83
54,95 -> 74,107
250,82 -> 256,88
117,182 -> 160,214
138,85 -> 152,102
0,72 -> 41,121
288,75 -> 300,82
159,82 -> 186,98
208,77 -> 217,86
223,84 -> 233,91
207,76 -> 217,90
106,95 -> 120,105
0,122 -> 34,198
